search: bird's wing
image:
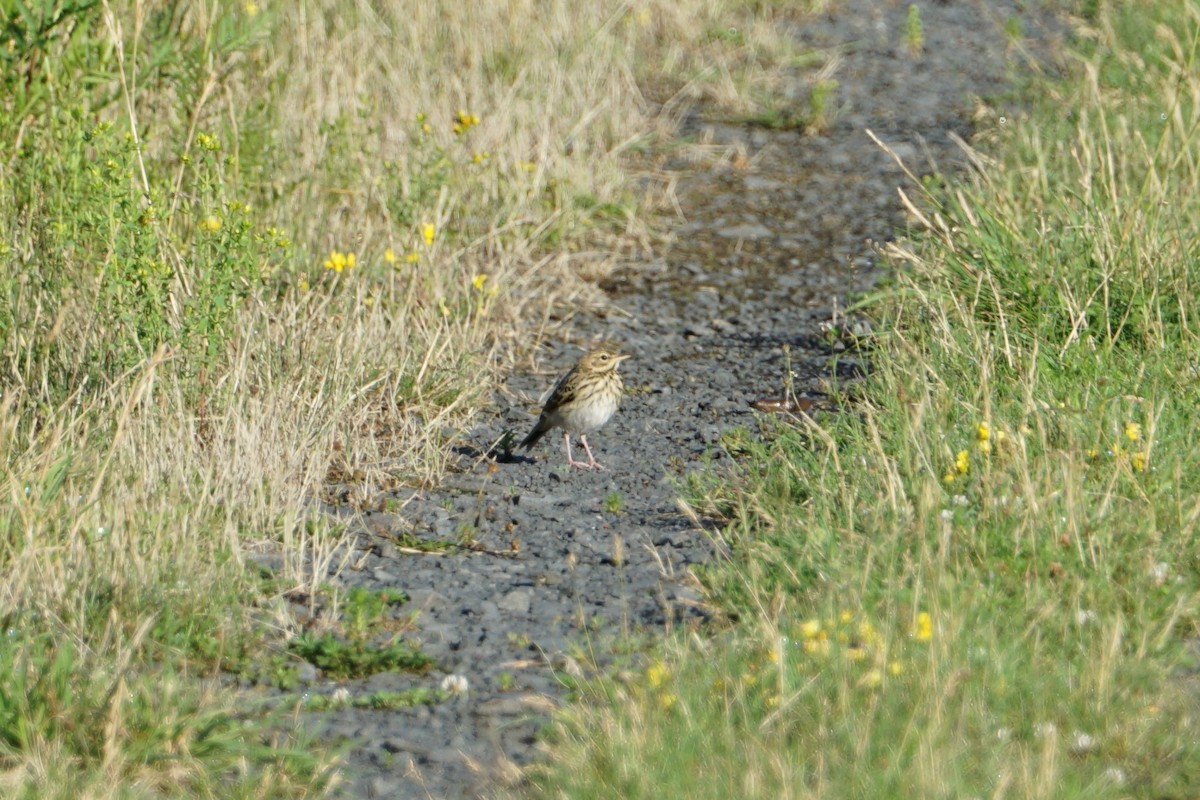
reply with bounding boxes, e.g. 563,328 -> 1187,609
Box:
539,365 -> 578,410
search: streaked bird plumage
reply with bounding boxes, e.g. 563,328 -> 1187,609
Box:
520,347 -> 630,470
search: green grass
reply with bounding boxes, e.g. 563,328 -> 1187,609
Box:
530,1 -> 1200,798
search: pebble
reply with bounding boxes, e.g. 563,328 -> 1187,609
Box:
716,222 -> 774,240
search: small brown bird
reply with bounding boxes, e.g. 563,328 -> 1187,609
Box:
520,347 -> 630,470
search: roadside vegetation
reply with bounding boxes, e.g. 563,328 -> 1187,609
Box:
533,2 -> 1200,798
0,0 -> 814,795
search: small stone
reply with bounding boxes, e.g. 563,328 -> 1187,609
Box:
295,662 -> 319,684
716,222 -> 773,240
497,589 -> 532,615
382,737 -> 426,755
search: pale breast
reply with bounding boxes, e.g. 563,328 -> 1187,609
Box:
555,391 -> 620,433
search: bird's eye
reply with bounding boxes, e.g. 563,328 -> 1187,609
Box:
599,353 -> 609,360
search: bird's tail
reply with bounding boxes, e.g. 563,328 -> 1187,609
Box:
520,420 -> 548,450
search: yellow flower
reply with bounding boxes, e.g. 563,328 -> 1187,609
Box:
799,619 -> 822,639
888,660 -> 903,676
1086,447 -> 1100,459
658,693 -> 677,711
405,251 -> 420,263
323,250 -> 355,272
198,215 -> 222,233
942,471 -> 956,483
977,422 -> 990,442
267,227 -> 291,247
472,151 -> 489,164
978,439 -> 992,456
846,646 -> 867,662
471,273 -> 488,291
912,612 -> 933,643
518,160 -> 536,171
422,224 -> 436,245
1130,452 -> 1148,472
646,660 -> 669,689
384,248 -> 397,264
839,610 -> 854,625
196,132 -> 220,151
1124,421 -> 1142,442
802,636 -> 831,656
244,0 -> 259,16
955,449 -> 970,474
860,669 -> 883,688
452,109 -> 481,135
298,277 -> 310,293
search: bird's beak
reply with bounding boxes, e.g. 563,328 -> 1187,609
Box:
615,353 -> 632,363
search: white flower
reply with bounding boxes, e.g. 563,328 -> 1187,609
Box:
1102,767 -> 1126,786
1070,731 -> 1097,754
441,674 -> 469,695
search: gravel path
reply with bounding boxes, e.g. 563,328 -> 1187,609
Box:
273,3 -> 1066,797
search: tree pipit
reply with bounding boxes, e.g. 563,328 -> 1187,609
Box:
520,347 -> 630,470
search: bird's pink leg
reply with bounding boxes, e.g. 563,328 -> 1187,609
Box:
579,434 -> 604,470
564,432 -> 597,470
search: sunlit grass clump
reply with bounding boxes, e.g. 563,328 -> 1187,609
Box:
532,2 -> 1200,798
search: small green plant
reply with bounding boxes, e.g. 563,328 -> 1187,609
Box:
456,522 -> 478,546
602,492 -> 625,514
1004,14 -> 1023,44
904,4 -> 924,56
498,671 -> 516,692
289,632 -> 434,680
342,586 -> 409,641
302,687 -> 446,711
805,79 -> 838,134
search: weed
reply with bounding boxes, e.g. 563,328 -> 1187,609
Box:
602,492 -> 626,514
904,4 -> 924,56
289,632 -> 434,680
342,586 -> 409,641
302,687 -> 445,711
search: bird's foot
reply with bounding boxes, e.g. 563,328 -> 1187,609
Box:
568,458 -> 602,470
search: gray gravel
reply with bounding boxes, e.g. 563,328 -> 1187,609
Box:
257,2 -> 1068,797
